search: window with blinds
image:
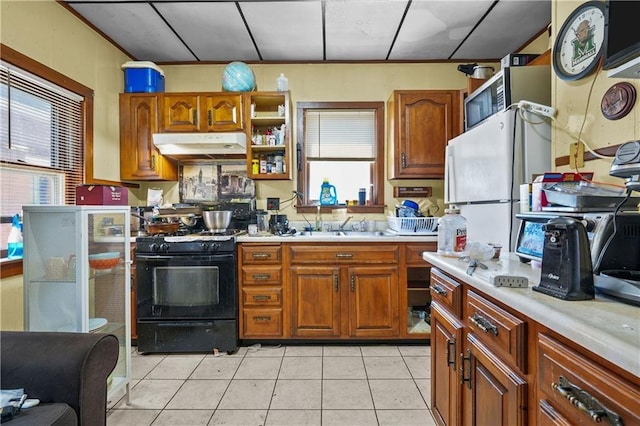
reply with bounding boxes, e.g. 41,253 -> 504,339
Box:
1,61 -> 84,254
298,102 -> 384,207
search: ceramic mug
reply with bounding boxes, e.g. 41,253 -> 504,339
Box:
46,257 -> 67,280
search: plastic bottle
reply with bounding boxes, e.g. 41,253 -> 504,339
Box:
319,178 -> 337,205
437,207 -> 467,256
7,214 -> 23,259
277,73 -> 288,91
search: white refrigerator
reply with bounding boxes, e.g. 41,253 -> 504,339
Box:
444,108 -> 551,251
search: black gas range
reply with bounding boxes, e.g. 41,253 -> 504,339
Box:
135,229 -> 245,354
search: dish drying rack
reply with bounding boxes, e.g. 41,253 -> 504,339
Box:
387,216 -> 438,235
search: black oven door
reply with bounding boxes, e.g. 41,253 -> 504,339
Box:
136,254 -> 236,320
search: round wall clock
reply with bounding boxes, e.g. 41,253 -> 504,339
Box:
601,82 -> 636,120
553,1 -> 606,81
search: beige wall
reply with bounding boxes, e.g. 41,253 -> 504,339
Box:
1,0 -> 130,183
552,1 -> 640,183
1,0 -> 129,330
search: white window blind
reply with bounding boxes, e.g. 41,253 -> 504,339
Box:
0,61 -> 84,216
305,109 -> 376,160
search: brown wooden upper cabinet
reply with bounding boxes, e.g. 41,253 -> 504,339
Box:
387,90 -> 463,179
119,93 -> 178,181
161,93 -> 244,133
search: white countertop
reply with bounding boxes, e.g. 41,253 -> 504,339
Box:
423,252 -> 640,379
238,233 -> 437,243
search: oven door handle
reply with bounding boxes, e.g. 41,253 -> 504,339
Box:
136,254 -> 234,261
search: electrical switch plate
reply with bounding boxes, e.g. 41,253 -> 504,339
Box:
569,142 -> 585,168
489,274 -> 529,288
267,198 -> 280,210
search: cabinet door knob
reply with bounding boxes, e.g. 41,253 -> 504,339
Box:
401,152 -> 406,168
334,274 -> 339,292
350,274 -> 355,292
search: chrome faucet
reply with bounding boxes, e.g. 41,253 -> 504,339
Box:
339,215 -> 354,231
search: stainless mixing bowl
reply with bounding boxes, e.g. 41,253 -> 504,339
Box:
202,210 -> 233,232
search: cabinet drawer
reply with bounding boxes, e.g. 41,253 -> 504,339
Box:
241,266 -> 282,285
429,268 -> 462,317
242,309 -> 283,337
405,243 -> 436,265
465,290 -> 527,372
290,245 -> 399,264
242,287 -> 282,307
538,333 -> 640,425
241,244 -> 282,264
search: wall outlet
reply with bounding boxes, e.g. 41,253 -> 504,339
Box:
569,142 -> 585,168
267,197 -> 280,210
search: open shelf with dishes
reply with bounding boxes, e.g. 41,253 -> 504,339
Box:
247,91 -> 291,180
22,206 -> 131,399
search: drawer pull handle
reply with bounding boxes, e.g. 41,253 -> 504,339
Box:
446,338 -> 456,368
552,376 -> 623,426
253,316 -> 271,322
252,253 -> 271,259
431,284 -> 447,297
460,349 -> 472,389
336,253 -> 354,259
252,295 -> 270,301
469,312 -> 498,336
252,274 -> 271,280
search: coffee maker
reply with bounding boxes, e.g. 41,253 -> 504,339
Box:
533,217 -> 594,300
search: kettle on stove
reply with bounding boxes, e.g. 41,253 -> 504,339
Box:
533,217 -> 594,300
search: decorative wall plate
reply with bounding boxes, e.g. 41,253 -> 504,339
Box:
601,82 -> 636,120
552,1 -> 606,81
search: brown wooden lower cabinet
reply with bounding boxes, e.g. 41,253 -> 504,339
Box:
238,241 -> 432,340
430,267 -> 640,426
289,245 -> 400,338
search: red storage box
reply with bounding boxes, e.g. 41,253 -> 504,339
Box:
76,185 -> 128,205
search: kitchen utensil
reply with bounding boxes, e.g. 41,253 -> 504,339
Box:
255,210 -> 269,234
146,222 -> 180,235
88,252 -> 120,269
202,210 -> 232,232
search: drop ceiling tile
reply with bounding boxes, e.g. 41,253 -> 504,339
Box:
389,0 -> 493,60
155,2 -> 259,62
68,3 -> 196,62
241,1 -> 323,61
452,0 -> 551,60
325,1 -> 408,61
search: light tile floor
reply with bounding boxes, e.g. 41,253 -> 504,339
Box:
107,344 -> 437,426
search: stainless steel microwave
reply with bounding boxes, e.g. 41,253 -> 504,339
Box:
464,65 -> 551,131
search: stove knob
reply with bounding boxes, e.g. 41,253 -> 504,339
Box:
149,243 -> 159,252
200,242 -> 209,251
211,243 -> 220,252
159,243 -> 170,252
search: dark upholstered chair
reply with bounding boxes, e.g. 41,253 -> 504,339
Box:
1,331 -> 119,426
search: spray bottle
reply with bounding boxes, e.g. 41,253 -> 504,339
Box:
7,214 -> 23,259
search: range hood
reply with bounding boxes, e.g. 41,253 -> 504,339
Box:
153,132 -> 247,157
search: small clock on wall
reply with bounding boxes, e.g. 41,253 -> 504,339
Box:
601,82 -> 636,120
553,1 -> 606,81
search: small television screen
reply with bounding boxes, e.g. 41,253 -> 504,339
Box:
603,0 -> 640,70
516,221 -> 546,260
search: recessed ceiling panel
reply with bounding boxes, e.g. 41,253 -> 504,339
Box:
389,0 -> 493,60
452,0 -> 551,59
155,2 -> 259,62
241,2 -> 323,61
69,3 -> 196,62
325,1 -> 408,61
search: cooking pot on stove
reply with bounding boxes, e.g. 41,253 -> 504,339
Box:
269,214 -> 289,234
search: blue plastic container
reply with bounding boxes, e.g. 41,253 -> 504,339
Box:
122,61 -> 165,93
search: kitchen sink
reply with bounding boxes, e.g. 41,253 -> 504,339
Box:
294,230 -> 395,237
